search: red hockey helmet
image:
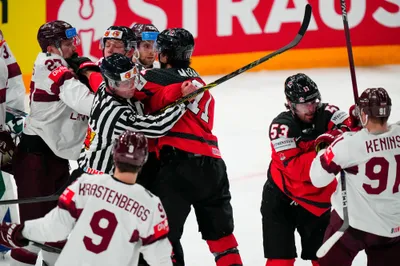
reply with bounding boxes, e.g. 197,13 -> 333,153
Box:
357,87 -> 391,118
113,130 -> 148,167
37,20 -> 79,52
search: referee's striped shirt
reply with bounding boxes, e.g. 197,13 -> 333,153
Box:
78,82 -> 186,174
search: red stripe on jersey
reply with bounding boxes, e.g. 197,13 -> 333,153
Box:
32,87 -> 60,102
141,219 -> 169,246
0,88 -> 6,103
320,153 -> 341,175
7,62 -> 22,79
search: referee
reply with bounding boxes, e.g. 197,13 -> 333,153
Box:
78,53 -> 196,175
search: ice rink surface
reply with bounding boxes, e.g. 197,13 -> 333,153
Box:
1,64 -> 399,265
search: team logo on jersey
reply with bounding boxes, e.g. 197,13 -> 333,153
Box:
84,127 -> 96,150
60,187 -> 75,206
153,219 -> 169,239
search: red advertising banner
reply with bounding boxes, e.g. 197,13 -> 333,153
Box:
46,0 -> 400,62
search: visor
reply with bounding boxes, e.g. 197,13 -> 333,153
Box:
142,31 -> 159,41
294,99 -> 320,113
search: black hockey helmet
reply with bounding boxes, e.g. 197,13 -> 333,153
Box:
156,28 -> 194,61
100,53 -> 141,97
100,26 -> 136,51
101,53 -> 136,82
284,73 -> 320,104
357,87 -> 391,118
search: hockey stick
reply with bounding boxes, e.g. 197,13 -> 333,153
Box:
317,1 -> 359,257
30,241 -> 62,254
0,169 -> 82,205
155,4 -> 312,114
316,170 -> 349,258
340,0 -> 359,103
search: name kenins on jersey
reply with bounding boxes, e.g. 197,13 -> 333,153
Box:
366,136 -> 400,153
79,183 -> 150,221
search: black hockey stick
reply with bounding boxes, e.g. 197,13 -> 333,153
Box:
317,170 -> 349,257
317,1 -> 359,257
155,4 -> 312,114
30,240 -> 62,254
340,0 -> 359,103
0,169 -> 82,205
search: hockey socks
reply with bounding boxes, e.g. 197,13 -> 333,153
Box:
206,234 -> 243,266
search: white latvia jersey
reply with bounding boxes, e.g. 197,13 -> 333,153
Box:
0,58 -> 7,131
22,174 -> 172,266
24,53 -> 94,160
310,124 -> 400,237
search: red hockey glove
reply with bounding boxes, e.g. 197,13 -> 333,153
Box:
0,223 -> 29,248
349,104 -> 362,130
314,129 -> 344,152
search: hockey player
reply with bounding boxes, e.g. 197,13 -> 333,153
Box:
100,25 -> 136,59
0,130 -> 173,266
0,29 -> 26,111
131,23 -> 160,69
77,53 -> 195,175
310,87 -> 400,266
261,73 -> 353,266
11,20 -> 97,265
137,28 -> 243,266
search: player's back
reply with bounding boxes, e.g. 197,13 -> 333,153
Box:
141,67 -> 220,158
57,174 -> 166,266
332,124 -> 400,237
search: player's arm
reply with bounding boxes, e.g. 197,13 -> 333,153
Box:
0,39 -> 26,111
139,199 -> 172,266
324,104 -> 352,130
310,133 -> 352,188
270,119 -> 317,182
149,79 -> 205,110
21,181 -> 81,242
117,102 -> 187,138
48,66 -> 94,115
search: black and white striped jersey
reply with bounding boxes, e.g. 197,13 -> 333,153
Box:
78,82 -> 186,174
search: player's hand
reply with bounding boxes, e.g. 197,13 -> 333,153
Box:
349,104 -> 361,129
65,53 -> 100,76
181,81 -> 199,101
314,129 -> 343,152
0,223 -> 28,248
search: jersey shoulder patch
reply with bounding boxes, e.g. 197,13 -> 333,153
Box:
48,66 -> 69,82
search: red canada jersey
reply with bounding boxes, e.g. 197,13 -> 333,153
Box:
268,103 -> 352,216
136,67 -> 221,158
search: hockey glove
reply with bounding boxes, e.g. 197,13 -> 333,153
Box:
66,53 -> 100,90
314,129 -> 344,152
349,104 -> 362,130
0,223 -> 29,248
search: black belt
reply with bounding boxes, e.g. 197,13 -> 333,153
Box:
159,146 -> 203,160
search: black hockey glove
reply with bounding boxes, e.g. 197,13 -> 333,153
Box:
66,53 -> 100,90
